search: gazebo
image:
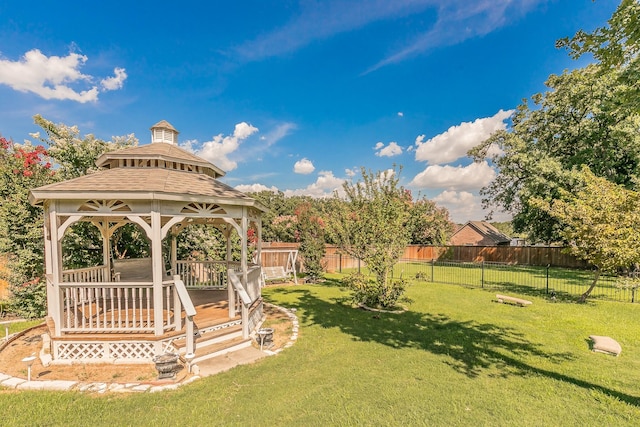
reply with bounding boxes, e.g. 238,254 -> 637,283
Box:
28,120 -> 267,364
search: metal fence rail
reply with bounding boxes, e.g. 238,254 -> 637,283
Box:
325,254 -> 638,303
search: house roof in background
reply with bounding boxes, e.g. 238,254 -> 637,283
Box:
451,221 -> 511,245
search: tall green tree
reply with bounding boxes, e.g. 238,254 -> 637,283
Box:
533,167 -> 640,302
328,167 -> 411,308
470,64 -> 640,243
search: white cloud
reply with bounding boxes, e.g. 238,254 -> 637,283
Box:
260,122 -> 296,147
374,141 -> 403,157
100,67 -> 127,91
397,112 -> 404,117
0,49 -> 127,103
179,139 -> 197,153
345,168 -> 358,178
409,161 -> 496,191
433,190 -> 483,223
193,122 -> 259,171
235,183 -> 279,193
283,170 -> 345,198
414,109 -> 513,165
433,190 -> 512,223
294,158 -> 315,174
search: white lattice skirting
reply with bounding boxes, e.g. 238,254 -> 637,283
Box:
52,340 -> 166,364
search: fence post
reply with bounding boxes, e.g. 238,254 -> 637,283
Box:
339,253 -> 342,273
546,264 -> 550,294
481,260 -> 484,288
431,259 -> 435,282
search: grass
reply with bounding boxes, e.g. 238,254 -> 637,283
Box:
1,319 -> 43,338
1,280 -> 640,426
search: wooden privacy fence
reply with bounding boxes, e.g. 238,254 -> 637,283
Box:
260,243 -> 590,272
401,245 -> 589,268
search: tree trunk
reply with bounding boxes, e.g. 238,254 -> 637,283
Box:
578,269 -> 601,303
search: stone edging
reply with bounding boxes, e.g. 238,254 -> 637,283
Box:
0,304 -> 299,393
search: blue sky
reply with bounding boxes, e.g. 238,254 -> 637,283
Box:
0,0 -> 620,222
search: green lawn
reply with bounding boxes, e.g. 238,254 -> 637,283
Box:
2,280 -> 640,426
1,319 -> 42,337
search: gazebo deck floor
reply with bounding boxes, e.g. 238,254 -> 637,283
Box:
51,289 -> 238,341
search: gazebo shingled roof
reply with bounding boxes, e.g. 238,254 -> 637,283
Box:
29,167 -> 260,207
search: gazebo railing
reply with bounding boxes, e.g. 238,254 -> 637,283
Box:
58,281 -> 176,333
228,265 -> 263,338
175,260 -> 229,289
62,265 -> 111,283
246,265 -> 263,302
62,260 -> 237,289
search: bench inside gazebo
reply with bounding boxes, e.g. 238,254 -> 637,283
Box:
30,120 -> 268,365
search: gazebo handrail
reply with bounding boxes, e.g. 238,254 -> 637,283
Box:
59,281 -> 154,288
61,265 -> 111,283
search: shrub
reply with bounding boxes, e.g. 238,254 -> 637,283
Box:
415,271 -> 429,281
344,272 -> 410,309
8,278 -> 47,319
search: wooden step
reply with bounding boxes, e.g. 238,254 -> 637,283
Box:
173,323 -> 243,351
190,336 -> 253,365
172,322 -> 251,365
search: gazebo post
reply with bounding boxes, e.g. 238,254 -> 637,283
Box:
240,209 -> 249,338
151,208 -> 165,335
225,228 -> 235,317
95,220 -> 111,281
48,203 -> 63,336
170,228 -> 182,331
42,203 -> 58,335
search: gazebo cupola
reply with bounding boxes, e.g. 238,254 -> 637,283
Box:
151,120 -> 179,145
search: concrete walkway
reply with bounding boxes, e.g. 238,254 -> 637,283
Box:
0,303 -> 299,393
195,346 -> 269,377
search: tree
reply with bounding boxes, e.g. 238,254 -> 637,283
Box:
406,198 -> 455,245
470,62 -> 640,243
32,114 -> 137,179
250,191 -> 322,242
294,202 -> 325,282
557,0 -> 640,113
0,136 -> 56,318
533,166 -> 640,302
328,167 -> 411,308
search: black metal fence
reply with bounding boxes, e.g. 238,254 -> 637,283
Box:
324,255 -> 638,303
